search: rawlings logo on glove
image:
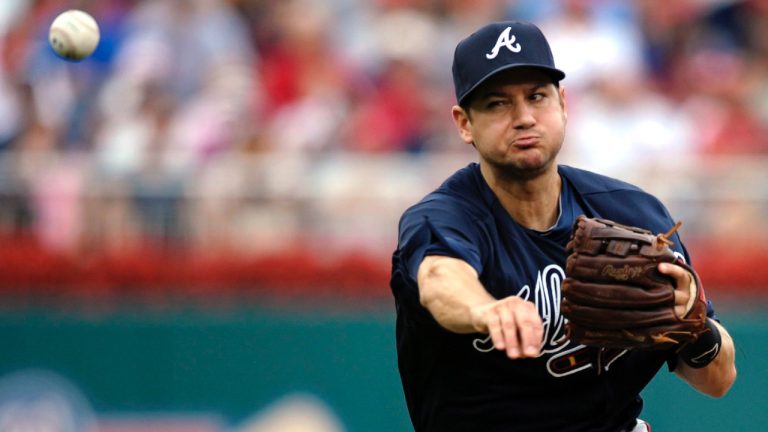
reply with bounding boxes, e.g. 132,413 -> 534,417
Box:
602,264 -> 645,280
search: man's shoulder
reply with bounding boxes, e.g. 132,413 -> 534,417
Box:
558,164 -> 644,195
558,164 -> 674,233
410,163 -> 484,208
400,163 -> 487,223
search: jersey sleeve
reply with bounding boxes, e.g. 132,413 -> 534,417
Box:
394,195 -> 489,288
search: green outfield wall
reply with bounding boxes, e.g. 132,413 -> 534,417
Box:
0,302 -> 765,431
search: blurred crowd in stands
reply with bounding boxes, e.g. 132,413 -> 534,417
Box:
0,0 -> 766,269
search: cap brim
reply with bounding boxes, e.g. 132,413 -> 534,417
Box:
458,64 -> 566,105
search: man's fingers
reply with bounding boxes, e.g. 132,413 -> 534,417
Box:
477,297 -> 544,359
515,302 -> 543,358
498,304 -> 521,358
501,299 -> 542,359
487,314 -> 506,351
518,320 -> 543,357
658,262 -> 686,281
660,263 -> 696,318
674,289 -> 687,318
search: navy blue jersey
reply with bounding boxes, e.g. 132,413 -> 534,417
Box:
390,163 -> 716,432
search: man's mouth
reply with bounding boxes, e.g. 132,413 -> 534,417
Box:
513,135 -> 540,147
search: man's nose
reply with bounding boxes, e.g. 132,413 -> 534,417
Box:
511,103 -> 536,129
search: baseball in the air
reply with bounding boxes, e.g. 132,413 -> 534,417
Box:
48,9 -> 100,61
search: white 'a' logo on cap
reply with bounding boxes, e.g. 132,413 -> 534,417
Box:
486,26 -> 521,59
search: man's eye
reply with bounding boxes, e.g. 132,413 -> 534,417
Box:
530,93 -> 545,101
487,100 -> 506,109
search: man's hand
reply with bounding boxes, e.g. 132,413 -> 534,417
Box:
657,262 -> 697,319
469,297 -> 544,359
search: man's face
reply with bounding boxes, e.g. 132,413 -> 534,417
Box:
453,68 -> 567,180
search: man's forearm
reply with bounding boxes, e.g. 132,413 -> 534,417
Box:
417,255 -> 494,333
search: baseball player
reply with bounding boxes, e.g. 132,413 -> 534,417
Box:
389,21 -> 736,432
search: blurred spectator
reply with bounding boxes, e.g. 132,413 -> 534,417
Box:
342,58 -> 432,152
254,0 -> 352,152
539,0 -> 645,101
635,0 -> 703,88
561,70 -> 696,176
675,48 -> 768,154
0,0 -> 764,265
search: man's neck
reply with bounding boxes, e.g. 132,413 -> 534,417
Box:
481,163 -> 562,231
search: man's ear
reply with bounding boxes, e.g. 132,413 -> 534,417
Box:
559,85 -> 567,121
451,105 -> 474,145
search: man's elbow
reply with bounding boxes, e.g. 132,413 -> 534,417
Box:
417,258 -> 450,308
712,365 -> 737,398
702,365 -> 737,398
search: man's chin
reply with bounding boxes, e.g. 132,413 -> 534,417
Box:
497,159 -> 555,181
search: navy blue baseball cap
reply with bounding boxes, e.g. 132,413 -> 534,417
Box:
452,21 -> 566,105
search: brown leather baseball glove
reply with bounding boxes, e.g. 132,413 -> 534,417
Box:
560,216 -> 708,350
